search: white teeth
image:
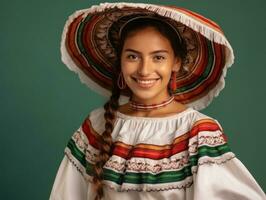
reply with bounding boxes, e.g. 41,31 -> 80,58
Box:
136,79 -> 157,84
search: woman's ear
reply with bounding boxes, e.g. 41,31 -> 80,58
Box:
172,57 -> 182,72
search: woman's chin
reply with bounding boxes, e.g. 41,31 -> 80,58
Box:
129,90 -> 166,104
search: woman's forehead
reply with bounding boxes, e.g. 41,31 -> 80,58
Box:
122,27 -> 174,52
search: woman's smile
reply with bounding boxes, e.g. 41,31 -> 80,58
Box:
132,77 -> 161,89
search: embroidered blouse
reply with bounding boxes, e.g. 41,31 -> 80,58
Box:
49,107 -> 266,200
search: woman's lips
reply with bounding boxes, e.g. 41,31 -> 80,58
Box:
132,77 -> 160,88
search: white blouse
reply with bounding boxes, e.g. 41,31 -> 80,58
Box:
49,107 -> 266,200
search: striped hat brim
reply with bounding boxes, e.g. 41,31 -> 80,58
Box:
61,2 -> 234,110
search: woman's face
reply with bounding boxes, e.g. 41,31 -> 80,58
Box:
121,26 -> 181,104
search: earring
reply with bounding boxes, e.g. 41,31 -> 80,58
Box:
117,72 -> 127,89
170,71 -> 177,92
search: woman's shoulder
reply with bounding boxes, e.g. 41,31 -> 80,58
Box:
65,107 -> 105,150
64,107 -> 105,158
188,109 -> 223,129
82,106 -> 106,135
78,105 -> 225,144
87,106 -> 105,120
88,106 -> 105,119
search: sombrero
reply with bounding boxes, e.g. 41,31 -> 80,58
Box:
61,2 -> 234,110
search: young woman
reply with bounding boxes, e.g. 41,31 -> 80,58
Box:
49,2 -> 266,200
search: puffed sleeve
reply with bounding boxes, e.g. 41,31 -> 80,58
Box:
189,118 -> 266,200
49,155 -> 94,200
49,108 -> 105,200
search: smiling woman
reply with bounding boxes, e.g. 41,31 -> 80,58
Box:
49,2 -> 266,200
121,27 -> 180,104
118,18 -> 187,117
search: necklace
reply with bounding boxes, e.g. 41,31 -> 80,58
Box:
129,96 -> 175,111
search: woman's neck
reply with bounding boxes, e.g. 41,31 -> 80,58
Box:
118,99 -> 187,118
130,91 -> 171,105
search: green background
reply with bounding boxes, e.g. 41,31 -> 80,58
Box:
1,0 -> 265,199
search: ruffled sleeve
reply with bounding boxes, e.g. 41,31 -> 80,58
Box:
49,107 -> 105,200
189,118 -> 266,200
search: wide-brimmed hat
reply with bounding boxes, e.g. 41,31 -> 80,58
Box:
61,2 -> 234,110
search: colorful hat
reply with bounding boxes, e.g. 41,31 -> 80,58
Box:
61,2 -> 234,110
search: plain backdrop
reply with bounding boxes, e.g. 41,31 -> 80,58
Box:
1,0 -> 266,199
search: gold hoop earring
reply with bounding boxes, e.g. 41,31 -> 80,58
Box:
117,72 -> 127,89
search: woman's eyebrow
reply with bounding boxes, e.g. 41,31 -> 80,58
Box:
124,49 -> 169,54
124,49 -> 140,54
150,50 -> 169,54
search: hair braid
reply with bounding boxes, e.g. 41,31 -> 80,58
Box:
93,74 -> 121,200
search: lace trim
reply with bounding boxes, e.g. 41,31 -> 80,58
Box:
198,135 -> 225,146
103,177 -> 194,192
191,152 -> 236,173
189,134 -> 226,154
65,148 -> 194,192
64,147 -> 92,182
66,120 -> 235,192
72,129 -> 97,163
72,126 -> 231,174
65,146 -> 236,192
104,154 -> 189,173
72,130 -> 87,150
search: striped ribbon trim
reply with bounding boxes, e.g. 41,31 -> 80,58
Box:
82,118 -> 227,159
65,137 -> 232,185
64,118 -> 233,187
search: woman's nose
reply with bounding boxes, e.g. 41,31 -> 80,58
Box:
137,58 -> 152,76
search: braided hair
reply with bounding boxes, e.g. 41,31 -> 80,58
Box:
92,17 -> 187,200
92,72 -> 121,200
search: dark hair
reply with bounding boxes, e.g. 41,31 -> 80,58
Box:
118,17 -> 187,65
92,16 -> 187,200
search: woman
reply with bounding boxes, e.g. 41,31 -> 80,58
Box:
50,2 -> 266,200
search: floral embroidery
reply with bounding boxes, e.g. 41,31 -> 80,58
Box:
64,115 -> 237,192
85,149 -> 97,163
198,134 -> 225,146
189,133 -> 226,154
72,130 -> 87,150
104,154 -> 190,173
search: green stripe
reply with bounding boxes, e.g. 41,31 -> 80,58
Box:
175,40 -> 214,93
66,139 -> 94,176
77,15 -> 112,79
67,139 -> 87,167
190,144 -> 231,166
67,138 -> 231,185
103,166 -> 192,185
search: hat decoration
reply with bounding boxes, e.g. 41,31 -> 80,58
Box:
61,2 -> 234,110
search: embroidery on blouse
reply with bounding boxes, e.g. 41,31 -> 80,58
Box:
64,116 -> 236,192
104,154 -> 189,173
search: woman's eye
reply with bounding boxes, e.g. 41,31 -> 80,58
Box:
127,54 -> 138,60
154,55 -> 165,61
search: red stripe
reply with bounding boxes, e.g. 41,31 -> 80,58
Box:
66,15 -> 88,70
83,15 -> 113,76
175,42 -> 224,103
176,34 -> 208,88
129,139 -> 188,159
81,119 -> 224,159
81,119 -> 100,149
66,15 -> 112,89
66,15 -> 99,78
